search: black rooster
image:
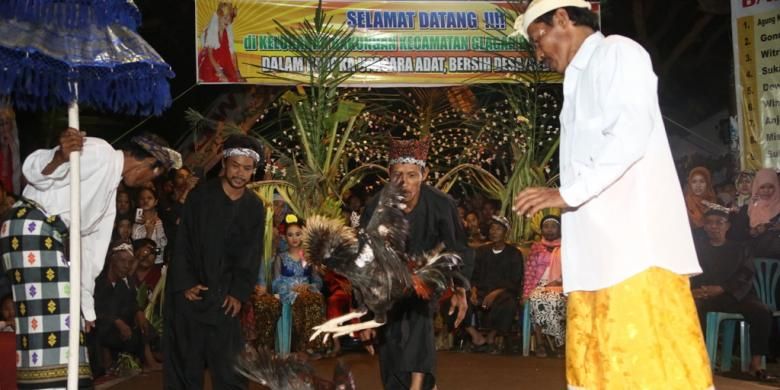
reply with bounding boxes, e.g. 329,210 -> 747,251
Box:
304,183 -> 469,342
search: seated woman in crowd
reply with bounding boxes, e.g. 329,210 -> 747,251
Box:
522,215 -> 566,358
132,187 -> 167,265
684,166 -> 717,239
271,214 -> 325,357
734,170 -> 755,209
94,243 -> 160,371
465,216 -> 523,354
728,169 -> 780,257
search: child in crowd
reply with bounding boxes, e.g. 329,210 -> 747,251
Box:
0,294 -> 13,332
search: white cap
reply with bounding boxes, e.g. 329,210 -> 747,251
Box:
509,0 -> 591,39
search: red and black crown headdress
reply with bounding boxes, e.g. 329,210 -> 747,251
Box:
388,136 -> 431,168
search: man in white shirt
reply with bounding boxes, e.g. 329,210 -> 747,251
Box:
512,1 -> 713,388
0,128 -> 180,388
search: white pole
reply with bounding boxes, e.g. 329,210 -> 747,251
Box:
66,86 -> 81,390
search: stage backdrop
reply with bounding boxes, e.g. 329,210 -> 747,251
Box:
195,0 -> 600,86
731,0 -> 780,170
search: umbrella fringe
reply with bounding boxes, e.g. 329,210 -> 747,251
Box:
0,0 -> 141,30
0,47 -> 174,116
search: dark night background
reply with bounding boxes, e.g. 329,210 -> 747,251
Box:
14,0 -> 735,163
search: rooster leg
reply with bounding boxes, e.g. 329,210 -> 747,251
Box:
310,311 -> 368,342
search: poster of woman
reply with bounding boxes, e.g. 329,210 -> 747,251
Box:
198,2 -> 245,82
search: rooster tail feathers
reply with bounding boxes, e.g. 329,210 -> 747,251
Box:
412,274 -> 433,300
303,215 -> 359,270
412,252 -> 462,299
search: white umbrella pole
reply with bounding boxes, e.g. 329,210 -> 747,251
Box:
66,93 -> 82,390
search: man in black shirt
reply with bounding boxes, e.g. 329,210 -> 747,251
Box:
165,135 -> 265,389
359,137 -> 472,390
693,209 -> 772,378
94,243 -> 158,370
466,216 -> 523,353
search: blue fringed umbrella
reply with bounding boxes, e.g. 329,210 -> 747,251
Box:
0,0 -> 142,30
0,2 -> 173,387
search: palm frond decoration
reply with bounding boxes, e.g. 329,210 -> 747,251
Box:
245,0 -> 384,219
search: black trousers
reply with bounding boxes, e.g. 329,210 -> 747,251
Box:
164,301 -> 246,390
695,293 -> 772,356
97,322 -> 143,359
378,296 -> 436,390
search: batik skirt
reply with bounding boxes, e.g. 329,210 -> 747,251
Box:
529,286 -> 567,347
0,201 -> 91,389
566,267 -> 713,390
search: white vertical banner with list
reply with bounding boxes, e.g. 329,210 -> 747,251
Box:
731,0 -> 780,170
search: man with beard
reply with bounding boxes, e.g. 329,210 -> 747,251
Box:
359,137 -> 472,390
165,134 -> 265,389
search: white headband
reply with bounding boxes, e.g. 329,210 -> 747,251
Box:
111,243 -> 134,255
223,147 -> 261,162
389,156 -> 426,168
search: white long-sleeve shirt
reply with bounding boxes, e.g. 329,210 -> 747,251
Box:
22,137 -> 124,321
558,32 -> 702,293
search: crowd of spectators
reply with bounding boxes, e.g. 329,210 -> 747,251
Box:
2,157 -> 778,380
683,166 -> 778,379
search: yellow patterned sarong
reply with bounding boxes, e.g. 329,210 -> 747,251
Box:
566,267 -> 713,390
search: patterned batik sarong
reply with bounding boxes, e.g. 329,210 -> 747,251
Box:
529,286 -> 567,347
0,201 -> 92,389
566,266 -> 713,390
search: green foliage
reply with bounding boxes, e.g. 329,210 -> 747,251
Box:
249,0 -> 384,218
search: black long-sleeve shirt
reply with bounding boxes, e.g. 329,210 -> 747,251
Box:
168,179 -> 265,324
94,274 -> 138,328
471,244 -> 524,297
692,240 -> 756,301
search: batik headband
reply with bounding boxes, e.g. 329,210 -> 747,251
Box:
131,135 -> 182,171
223,147 -> 261,162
